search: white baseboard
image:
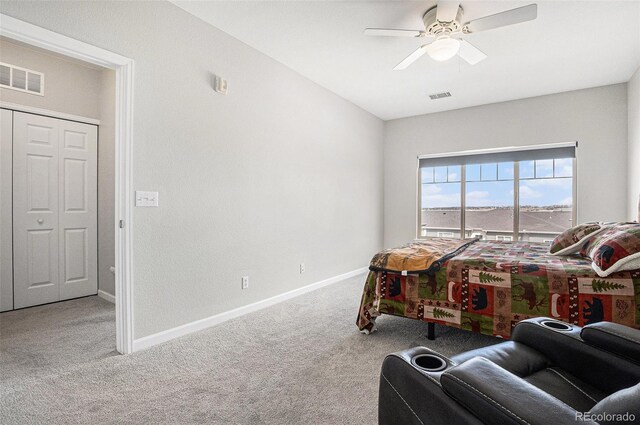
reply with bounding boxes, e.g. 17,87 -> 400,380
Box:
132,267 -> 368,352
98,290 -> 116,304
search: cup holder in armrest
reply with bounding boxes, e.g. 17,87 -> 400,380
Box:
411,353 -> 448,372
540,320 -> 573,332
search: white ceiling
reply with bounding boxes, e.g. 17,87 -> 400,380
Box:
172,1 -> 640,120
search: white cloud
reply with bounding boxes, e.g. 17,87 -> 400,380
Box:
465,191 -> 508,208
423,193 -> 460,208
519,185 -> 542,200
499,166 -> 514,178
522,178 -> 571,188
467,191 -> 489,201
423,185 -> 443,195
535,161 -> 554,177
560,197 -> 573,205
554,159 -> 573,177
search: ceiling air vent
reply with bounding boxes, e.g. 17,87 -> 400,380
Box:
0,62 -> 44,96
429,91 -> 451,100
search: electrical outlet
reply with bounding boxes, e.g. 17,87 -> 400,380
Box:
241,276 -> 249,289
299,263 -> 305,274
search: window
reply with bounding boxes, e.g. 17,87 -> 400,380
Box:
518,158 -> 574,241
465,162 -> 514,239
421,166 -> 461,239
419,143 -> 576,242
0,62 -> 44,96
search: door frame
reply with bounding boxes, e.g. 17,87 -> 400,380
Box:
0,14 -> 135,354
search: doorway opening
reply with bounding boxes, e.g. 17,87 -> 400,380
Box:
0,14 -> 134,354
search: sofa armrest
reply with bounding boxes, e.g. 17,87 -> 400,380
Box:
440,357 -> 596,425
379,347 -> 483,425
511,318 -> 640,393
581,322 -> 640,364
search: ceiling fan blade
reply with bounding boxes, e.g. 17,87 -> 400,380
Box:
393,44 -> 431,70
436,0 -> 461,22
463,4 -> 537,34
364,28 -> 426,37
457,40 -> 487,65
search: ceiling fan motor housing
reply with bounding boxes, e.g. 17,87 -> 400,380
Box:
422,5 -> 463,36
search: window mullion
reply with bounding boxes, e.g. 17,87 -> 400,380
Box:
461,165 -> 466,239
417,165 -> 422,239
514,161 -> 520,241
572,157 -> 578,226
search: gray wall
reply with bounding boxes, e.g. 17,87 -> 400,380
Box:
0,1 -> 384,338
98,69 -> 116,296
629,67 -> 640,221
384,84 -> 629,248
0,38 -> 116,299
6,1 -> 630,341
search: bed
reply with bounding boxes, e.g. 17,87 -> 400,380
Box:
357,238 -> 640,338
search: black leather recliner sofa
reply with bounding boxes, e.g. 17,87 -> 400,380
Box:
379,318 -> 640,425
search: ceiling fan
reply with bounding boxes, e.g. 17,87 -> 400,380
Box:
364,1 -> 537,70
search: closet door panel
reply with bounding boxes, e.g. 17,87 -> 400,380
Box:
0,109 -> 13,312
58,120 -> 97,300
12,112 -> 98,308
13,112 -> 60,308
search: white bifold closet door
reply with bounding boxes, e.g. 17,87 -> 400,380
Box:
13,111 -> 97,309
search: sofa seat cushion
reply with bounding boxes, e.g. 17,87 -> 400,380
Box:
452,341 -> 609,412
524,367 -> 607,412
441,358 -> 594,425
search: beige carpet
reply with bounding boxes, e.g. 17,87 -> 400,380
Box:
1,296 -> 117,386
0,274 -> 498,424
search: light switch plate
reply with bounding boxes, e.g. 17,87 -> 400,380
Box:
135,191 -> 159,207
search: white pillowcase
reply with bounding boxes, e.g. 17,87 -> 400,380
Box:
592,252 -> 640,277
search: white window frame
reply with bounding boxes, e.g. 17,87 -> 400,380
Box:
416,143 -> 578,240
437,231 -> 455,237
0,62 -> 45,96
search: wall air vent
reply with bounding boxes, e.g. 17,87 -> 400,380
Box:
0,62 -> 44,96
428,91 -> 451,100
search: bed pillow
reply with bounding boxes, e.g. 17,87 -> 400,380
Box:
549,222 -> 605,255
581,223 -> 640,277
579,222 -> 636,256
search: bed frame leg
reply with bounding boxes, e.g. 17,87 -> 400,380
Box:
427,322 -> 435,340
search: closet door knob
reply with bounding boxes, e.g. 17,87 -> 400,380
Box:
37,219 -> 44,224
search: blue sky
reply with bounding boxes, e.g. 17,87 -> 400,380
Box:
421,160 -> 573,208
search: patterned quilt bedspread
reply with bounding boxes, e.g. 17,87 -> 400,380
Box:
357,239 -> 640,338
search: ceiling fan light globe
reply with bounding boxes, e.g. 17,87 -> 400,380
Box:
428,37 -> 461,62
